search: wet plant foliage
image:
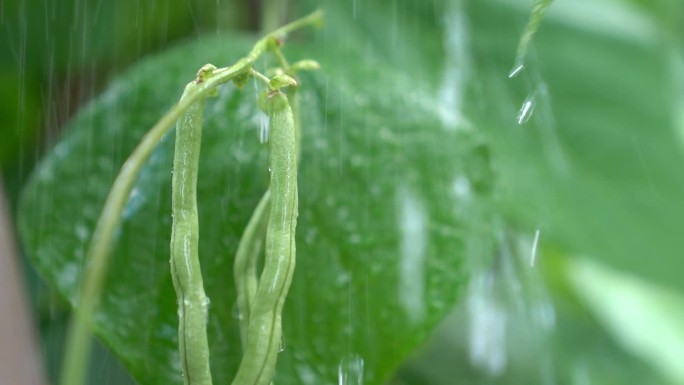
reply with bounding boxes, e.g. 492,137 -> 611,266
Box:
16,0 -> 684,384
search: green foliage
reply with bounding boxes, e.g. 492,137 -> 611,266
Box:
567,258 -> 684,385
16,0 -> 684,384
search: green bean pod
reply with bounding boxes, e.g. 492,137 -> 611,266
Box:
170,81 -> 213,385
234,189 -> 271,349
231,91 -> 298,385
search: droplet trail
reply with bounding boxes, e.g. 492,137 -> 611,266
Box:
338,353 -> 364,385
508,63 -> 525,78
517,94 -> 536,124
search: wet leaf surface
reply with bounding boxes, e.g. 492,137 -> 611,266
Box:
18,29 -> 477,384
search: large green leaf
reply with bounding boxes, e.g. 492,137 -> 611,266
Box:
18,24 -> 480,385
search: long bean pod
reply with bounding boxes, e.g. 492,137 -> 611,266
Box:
170,80 -> 213,385
234,49 -> 305,354
234,190 -> 271,348
231,91 -> 298,385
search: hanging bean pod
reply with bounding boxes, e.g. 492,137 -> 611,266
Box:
234,190 -> 271,348
231,91 -> 298,385
170,81 -> 213,385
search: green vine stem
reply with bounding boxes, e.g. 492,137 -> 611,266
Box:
59,10 -> 322,385
231,91 -> 298,385
509,0 -> 553,77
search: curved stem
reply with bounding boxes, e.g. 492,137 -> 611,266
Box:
510,0 -> 553,76
60,76 -> 205,385
272,47 -> 290,71
250,69 -> 272,86
59,10 -> 322,385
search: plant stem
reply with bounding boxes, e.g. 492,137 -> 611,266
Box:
59,76 -> 204,385
272,46 -> 290,70
510,0 -> 553,76
250,68 -> 272,86
59,10 -> 322,385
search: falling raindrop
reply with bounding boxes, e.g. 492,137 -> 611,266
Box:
516,94 -> 536,124
397,186 -> 427,324
508,63 -> 525,78
510,0 -> 554,79
452,174 -> 472,200
259,113 -> 269,143
530,229 -> 541,267
202,296 -> 211,320
279,337 -> 285,353
338,353 -> 364,385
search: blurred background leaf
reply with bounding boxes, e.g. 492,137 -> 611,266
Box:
567,258 -> 684,384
